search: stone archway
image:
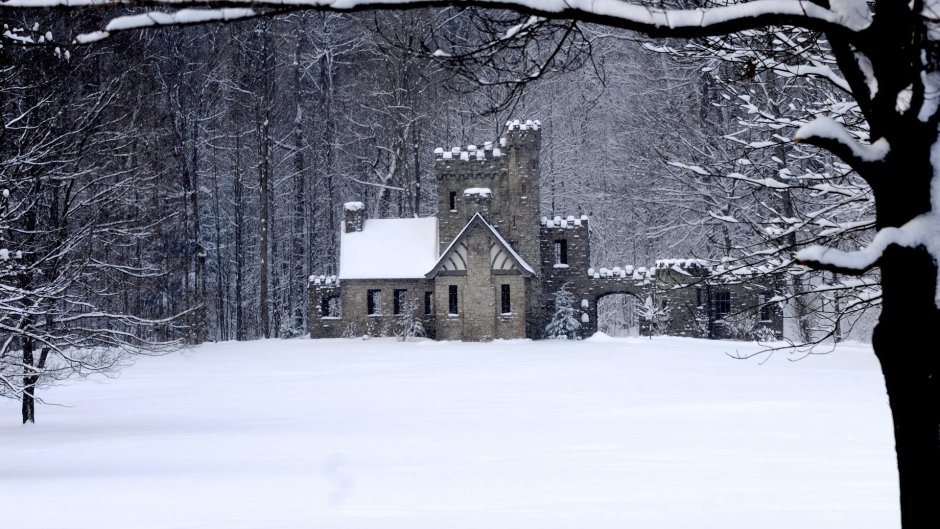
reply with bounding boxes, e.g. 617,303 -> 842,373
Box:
570,279 -> 652,339
596,291 -> 644,337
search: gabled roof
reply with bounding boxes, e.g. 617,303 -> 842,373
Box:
338,217 -> 439,280
427,213 -> 535,278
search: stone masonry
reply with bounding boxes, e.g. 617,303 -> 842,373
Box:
309,120 -> 784,341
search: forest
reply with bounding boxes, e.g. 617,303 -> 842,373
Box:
0,7 -> 875,353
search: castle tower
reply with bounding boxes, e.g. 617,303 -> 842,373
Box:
433,119 -> 542,269
502,119 -> 542,271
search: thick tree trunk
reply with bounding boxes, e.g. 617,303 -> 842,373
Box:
874,245 -> 940,529
869,128 -> 940,528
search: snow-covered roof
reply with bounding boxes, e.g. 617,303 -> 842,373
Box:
339,217 -> 438,280
343,201 -> 364,211
428,213 -> 534,277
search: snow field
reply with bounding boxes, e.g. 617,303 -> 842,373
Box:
1,337 -> 899,529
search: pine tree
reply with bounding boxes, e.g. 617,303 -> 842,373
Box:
545,283 -> 581,340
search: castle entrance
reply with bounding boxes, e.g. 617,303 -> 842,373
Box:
596,292 -> 642,337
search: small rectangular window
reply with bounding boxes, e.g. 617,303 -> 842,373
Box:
393,289 -> 407,315
696,287 -> 703,307
448,285 -> 459,315
449,191 -> 457,211
367,289 -> 382,316
759,291 -> 774,322
714,291 -> 731,319
501,284 -> 511,314
424,291 -> 433,315
554,240 -> 568,265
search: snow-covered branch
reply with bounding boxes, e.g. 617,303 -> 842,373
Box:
0,0 -> 873,44
794,116 -> 887,173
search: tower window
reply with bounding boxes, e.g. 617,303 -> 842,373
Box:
393,289 -> 407,315
759,292 -> 774,322
449,191 -> 457,211
714,291 -> 731,319
367,289 -> 382,316
554,240 -> 568,265
501,284 -> 511,314
448,285 -> 459,315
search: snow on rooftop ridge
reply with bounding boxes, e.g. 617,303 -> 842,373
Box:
541,214 -> 589,228
506,119 -> 541,131
343,201 -> 364,211
464,187 -> 491,197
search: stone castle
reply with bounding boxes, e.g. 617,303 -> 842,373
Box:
309,120 -> 783,341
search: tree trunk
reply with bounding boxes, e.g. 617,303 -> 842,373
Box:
21,338 -> 35,424
869,124 -> 940,529
873,245 -> 940,529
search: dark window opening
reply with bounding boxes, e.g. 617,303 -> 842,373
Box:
321,295 -> 341,318
448,285 -> 459,315
695,287 -> 703,307
449,191 -> 457,211
367,289 -> 382,316
759,291 -> 774,322
394,289 -> 407,315
554,240 -> 568,265
714,291 -> 731,319
424,291 -> 433,315
501,284 -> 511,314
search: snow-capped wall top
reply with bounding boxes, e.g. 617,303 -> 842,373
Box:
587,265 -> 654,284
309,275 -> 338,287
541,215 -> 588,228
463,187 -> 492,197
343,201 -> 364,211
651,258 -> 786,283
339,217 -> 439,280
655,258 -> 710,270
434,141 -> 503,161
506,119 -> 541,131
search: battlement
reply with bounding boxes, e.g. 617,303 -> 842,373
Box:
506,119 -> 541,131
588,266 -> 654,284
654,258 -> 785,285
309,275 -> 339,289
433,119 -> 542,173
541,215 -> 589,229
434,142 -> 503,162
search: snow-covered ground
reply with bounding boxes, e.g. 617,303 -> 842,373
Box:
1,337 -> 898,529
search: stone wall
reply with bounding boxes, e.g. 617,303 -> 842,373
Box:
655,266 -> 783,340
434,229 -> 527,341
309,278 -> 436,339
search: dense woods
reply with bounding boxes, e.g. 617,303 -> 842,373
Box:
1,8 -> 876,414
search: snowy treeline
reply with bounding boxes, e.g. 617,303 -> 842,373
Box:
1,8 -> 878,411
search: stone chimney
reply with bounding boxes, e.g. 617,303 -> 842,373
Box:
343,201 -> 365,233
